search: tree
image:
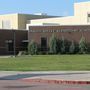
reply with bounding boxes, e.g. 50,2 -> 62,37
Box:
79,36 -> 87,54
49,34 -> 57,54
65,39 -> 71,53
69,41 -> 75,54
28,40 -> 38,55
61,37 -> 66,54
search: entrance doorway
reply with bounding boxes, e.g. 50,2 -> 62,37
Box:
41,37 -> 47,51
6,40 -> 14,54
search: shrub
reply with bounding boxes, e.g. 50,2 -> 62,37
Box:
56,39 -> 62,53
69,41 -> 75,54
79,36 -> 87,54
65,40 -> 71,54
49,34 -> 57,54
60,37 -> 66,54
28,40 -> 38,55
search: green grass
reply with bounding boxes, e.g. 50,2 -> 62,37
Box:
0,55 -> 90,71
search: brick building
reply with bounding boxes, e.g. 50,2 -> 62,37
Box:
0,29 -> 28,55
28,25 -> 90,51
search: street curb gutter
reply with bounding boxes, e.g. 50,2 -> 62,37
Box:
20,79 -> 90,85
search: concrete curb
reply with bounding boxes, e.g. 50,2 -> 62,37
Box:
20,79 -> 90,85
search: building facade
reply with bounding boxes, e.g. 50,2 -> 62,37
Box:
0,1 -> 90,54
27,1 -> 90,26
0,13 -> 57,55
0,29 -> 28,55
28,25 -> 90,52
0,13 -> 57,30
27,1 -> 90,52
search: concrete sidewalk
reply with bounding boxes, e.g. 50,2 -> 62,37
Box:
0,71 -> 90,84
21,71 -> 90,84
22,71 -> 90,81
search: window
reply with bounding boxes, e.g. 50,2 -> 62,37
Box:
87,14 -> 90,23
5,40 -> 13,52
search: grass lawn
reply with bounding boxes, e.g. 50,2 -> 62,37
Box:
0,55 -> 90,71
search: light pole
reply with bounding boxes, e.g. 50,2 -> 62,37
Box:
13,30 -> 16,57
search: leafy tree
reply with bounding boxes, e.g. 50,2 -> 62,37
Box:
49,34 -> 57,54
28,40 -> 38,55
69,41 -> 75,54
79,36 -> 87,54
